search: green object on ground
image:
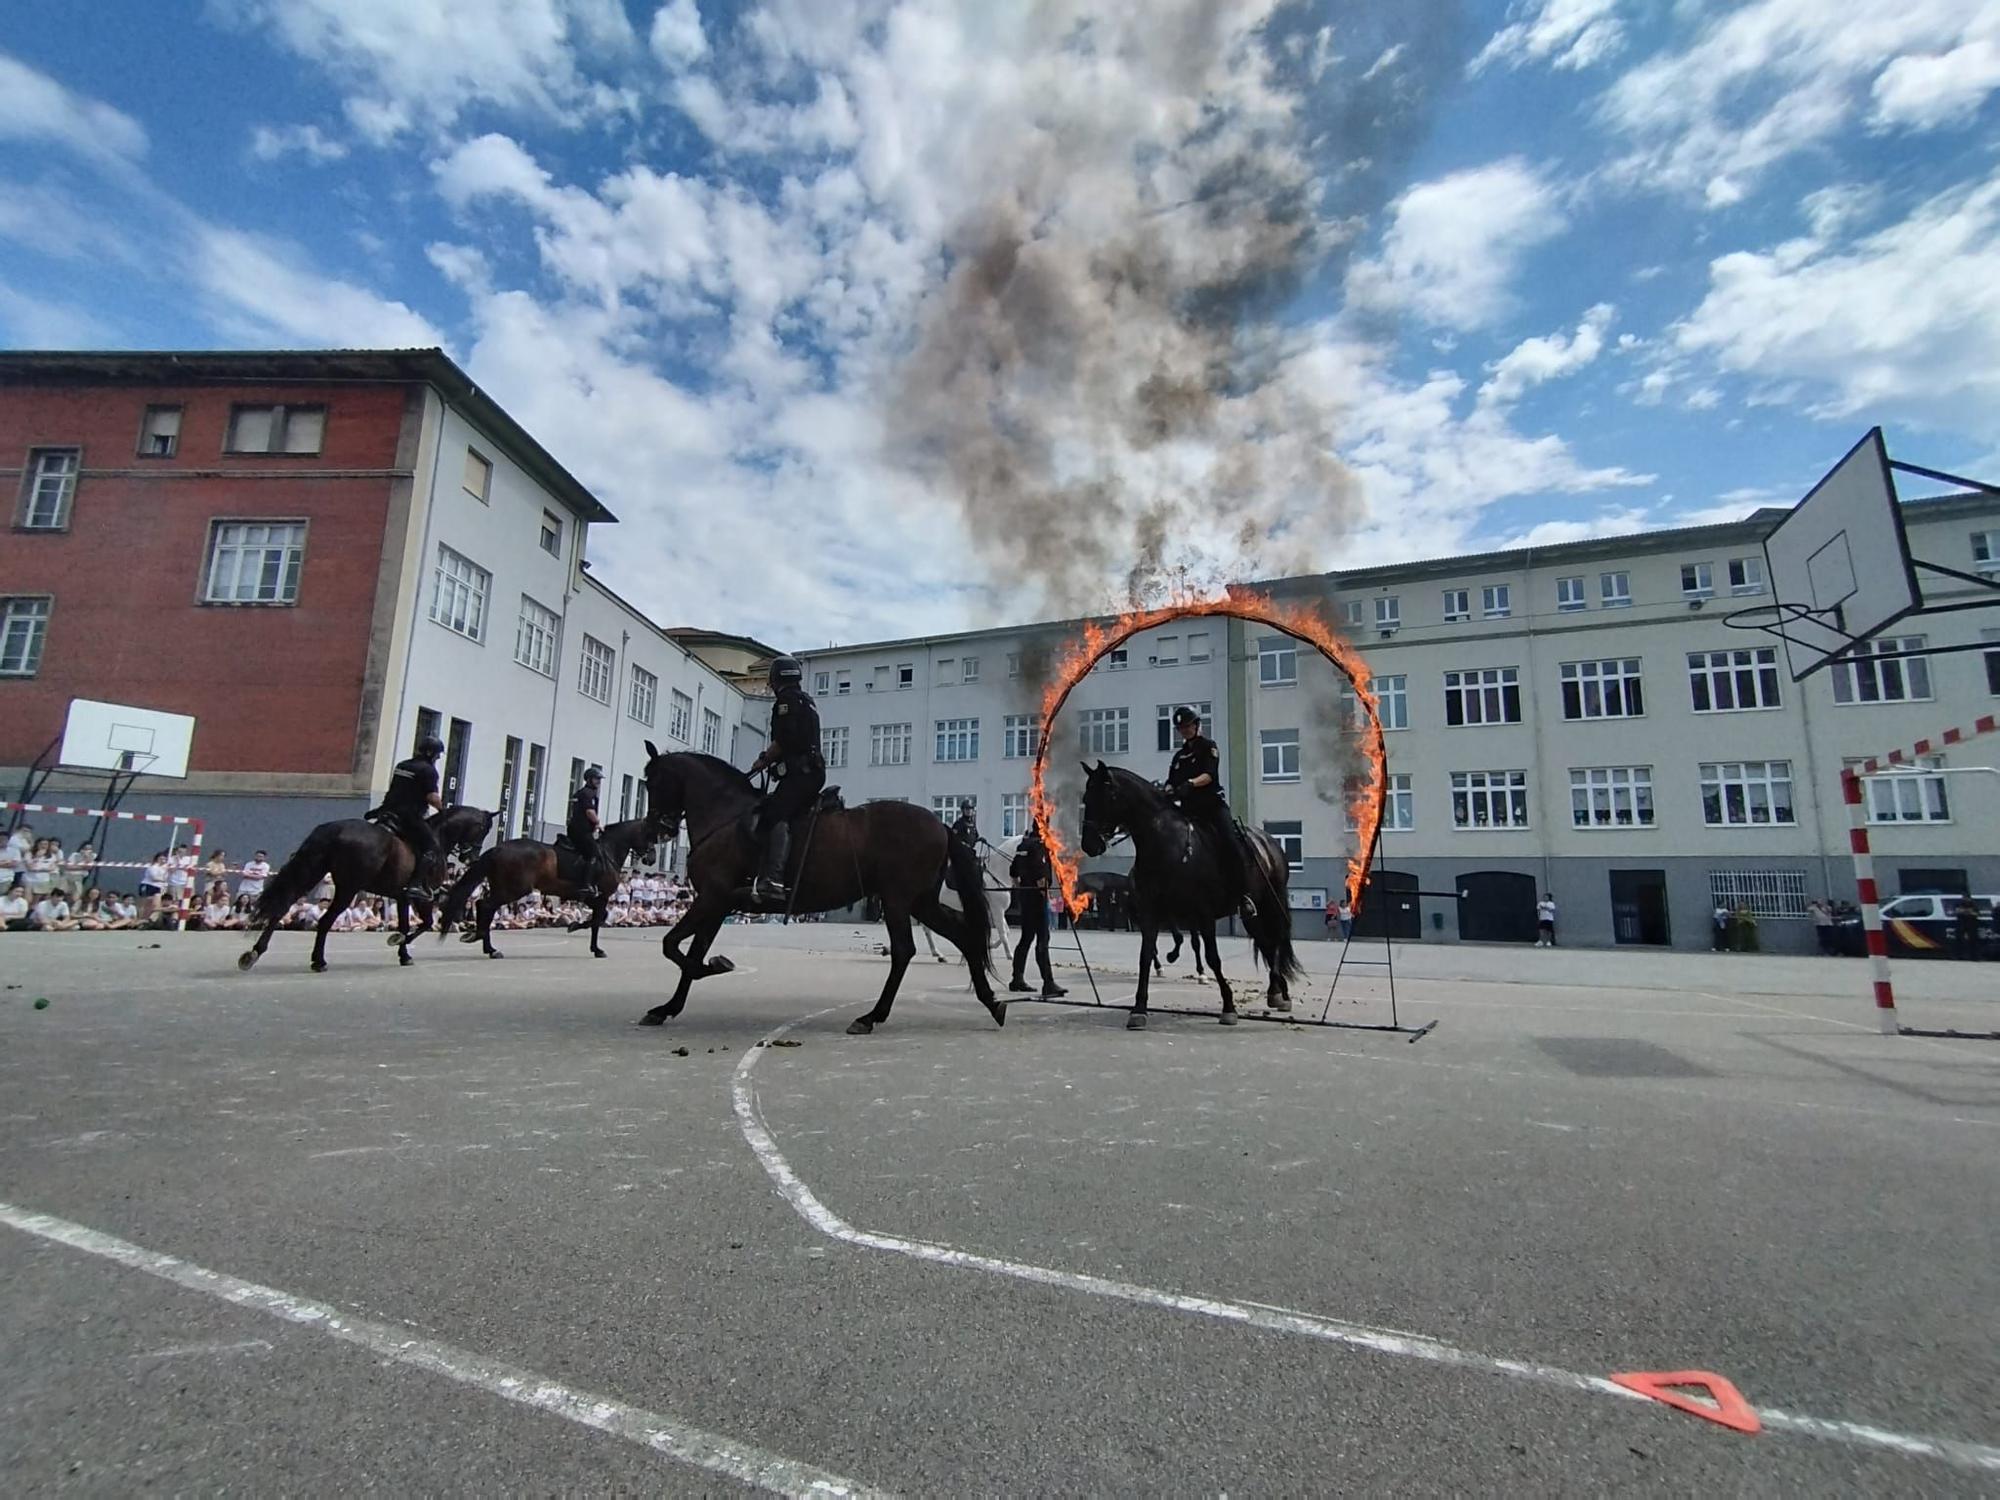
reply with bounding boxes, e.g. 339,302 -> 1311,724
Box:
33,997 -> 50,1010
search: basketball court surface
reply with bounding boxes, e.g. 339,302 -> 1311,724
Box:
3,924 -> 1995,1493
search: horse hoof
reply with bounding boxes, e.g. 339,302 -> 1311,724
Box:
1126,1012 -> 1148,1031
398,952 -> 413,967
488,950 -> 504,960
987,1000 -> 1007,1027
846,1018 -> 875,1035
639,1010 -> 667,1026
709,956 -> 736,974
310,961 -> 328,974
592,949 -> 607,959
384,934 -> 403,947
237,950 -> 259,971
1219,1010 -> 1239,1026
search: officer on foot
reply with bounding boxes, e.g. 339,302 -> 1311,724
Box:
1165,705 -> 1257,922
569,766 -> 604,884
746,656 -> 824,902
1008,823 -> 1067,997
373,735 -> 444,899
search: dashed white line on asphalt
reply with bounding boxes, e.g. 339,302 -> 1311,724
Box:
0,1199 -> 888,1499
733,1006 -> 2000,1476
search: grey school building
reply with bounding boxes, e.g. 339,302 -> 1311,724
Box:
802,491 -> 2000,954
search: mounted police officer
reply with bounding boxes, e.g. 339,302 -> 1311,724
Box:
1164,705 -> 1258,922
949,800 -> 979,856
568,765 -> 604,882
371,734 -> 444,897
746,656 -> 824,901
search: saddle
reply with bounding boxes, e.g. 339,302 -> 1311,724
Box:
734,787 -> 845,845
551,836 -> 603,887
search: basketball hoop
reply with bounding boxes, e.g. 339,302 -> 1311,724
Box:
1721,599 -> 1849,653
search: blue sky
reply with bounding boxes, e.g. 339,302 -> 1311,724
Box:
4,1 -> 1999,649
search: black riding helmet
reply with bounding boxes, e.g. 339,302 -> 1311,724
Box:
583,765 -> 603,783
417,735 -> 445,758
1171,705 -> 1200,729
768,655 -> 804,688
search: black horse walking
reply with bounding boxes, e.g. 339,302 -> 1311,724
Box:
1079,761 -> 1301,1028
437,814 -> 659,959
238,805 -> 496,972
638,746 -> 1003,1033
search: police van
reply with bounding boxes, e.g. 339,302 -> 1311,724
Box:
1856,893 -> 2000,958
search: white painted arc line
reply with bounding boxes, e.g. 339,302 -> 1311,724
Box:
0,1201 -> 888,1500
733,1009 -> 2000,1476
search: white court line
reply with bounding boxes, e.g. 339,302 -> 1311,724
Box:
0,1200 -> 886,1499
734,1007 -> 2000,1476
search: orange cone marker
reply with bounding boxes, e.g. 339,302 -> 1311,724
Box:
1610,1370 -> 1762,1434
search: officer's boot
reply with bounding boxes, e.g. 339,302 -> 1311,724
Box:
751,824 -> 791,903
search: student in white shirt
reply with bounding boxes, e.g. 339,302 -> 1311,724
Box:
1,880 -> 30,930
1536,895 -> 1558,947
139,853 -> 169,918
32,893 -> 75,931
64,842 -> 96,899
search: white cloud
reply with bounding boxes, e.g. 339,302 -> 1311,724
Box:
1346,159 -> 1567,330
218,0 -> 639,141
1597,0 -> 2000,205
0,283 -> 117,346
0,52 -> 148,165
1478,302 -> 1615,407
1498,506 -> 1651,549
1673,497 -> 1776,527
1674,167 -> 2000,427
1871,35 -> 2000,128
249,122 -> 348,161
649,0 -> 707,69
1470,0 -> 1625,75
193,225 -> 444,347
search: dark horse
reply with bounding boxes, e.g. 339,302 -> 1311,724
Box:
436,815 -> 659,959
1079,761 -> 1301,1029
638,745 -> 1003,1034
238,805 -> 497,973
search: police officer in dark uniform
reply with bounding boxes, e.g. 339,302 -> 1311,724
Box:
746,656 -> 824,901
1164,705 -> 1258,921
949,800 -> 979,857
568,766 -> 604,881
371,734 -> 444,896
1007,823 -> 1066,997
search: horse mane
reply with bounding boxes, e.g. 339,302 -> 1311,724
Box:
1098,763 -> 1172,814
655,750 -> 756,795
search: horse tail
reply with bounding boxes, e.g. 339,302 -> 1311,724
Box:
944,836 -> 994,977
254,823 -> 342,924
1251,837 -> 1304,987
437,848 -> 496,936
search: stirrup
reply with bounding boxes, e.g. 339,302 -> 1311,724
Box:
751,876 -> 788,901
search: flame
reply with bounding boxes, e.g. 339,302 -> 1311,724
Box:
1029,587 -> 1387,921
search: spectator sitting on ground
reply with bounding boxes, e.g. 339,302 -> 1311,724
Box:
107,892 -> 139,929
65,841 -> 96,900
31,890 -> 76,932
285,898 -> 322,931
74,889 -> 108,930
2,877 -> 32,931
200,888 -> 234,930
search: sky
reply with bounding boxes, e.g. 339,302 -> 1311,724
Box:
3,0 -> 1999,650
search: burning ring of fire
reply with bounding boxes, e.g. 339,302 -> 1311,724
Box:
1028,590 -> 1387,919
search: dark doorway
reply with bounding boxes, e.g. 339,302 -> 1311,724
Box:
1899,866 -> 1968,896
413,706 -> 442,756
444,718 -> 472,804
1352,869 -> 1420,939
1457,870 -> 1538,943
1609,868 -> 1671,945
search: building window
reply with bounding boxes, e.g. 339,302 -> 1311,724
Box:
1262,820 -> 1305,871
1985,629 -> 2000,694
139,406 -> 181,458
202,520 -> 305,604
1728,556 -> 1765,595
897,663 -> 914,688
1570,766 -> 1655,828
813,670 -> 831,694
1341,600 -> 1365,626
463,448 -> 492,502
1153,635 -> 1179,666
620,773 -> 634,820
514,596 -> 559,677
1006,652 -> 1022,678
1187,631 -> 1212,662
1156,702 -> 1213,750
17,447 -> 79,529
578,635 -> 615,704
668,689 -> 693,743
1709,870 -> 1808,921
835,669 -> 851,695
568,756 -> 586,803
0,596 -> 51,676
1973,531 -> 2000,574
1442,588 -> 1470,623
1077,707 -> 1127,756
1482,584 -> 1511,619
1831,636 -> 1932,704
871,722 -> 912,766
1444,667 -> 1522,726
824,726 -> 849,769
1345,772 -> 1414,833
936,717 -> 980,762
1001,792 -> 1028,838
1600,571 -> 1632,607
1375,596 -> 1401,630
1556,576 -> 1586,612
1003,714 -> 1040,759
539,509 -> 563,558
226,404 -> 324,455
1258,635 -> 1298,686
1681,561 -> 1714,598
629,665 -> 658,726
701,708 -> 722,755
932,794 -> 974,823
936,657 -> 959,686
963,656 -> 980,682
1688,648 -> 1782,712
1451,769 -> 1530,829
1260,727 -> 1301,781
1559,658 -> 1644,720
1347,675 -> 1409,731
429,544 -> 490,641
499,736 -> 521,829
1852,756 -> 1951,824
1104,646 -> 1129,671
520,743 -> 546,838
1700,760 -> 1796,826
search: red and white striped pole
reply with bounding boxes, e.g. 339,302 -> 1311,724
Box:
1840,768 -> 1899,1034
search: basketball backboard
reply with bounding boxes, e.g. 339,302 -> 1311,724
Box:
59,698 -> 195,779
1759,428 -> 1919,681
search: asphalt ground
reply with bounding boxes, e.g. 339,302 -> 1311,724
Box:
2,923 -> 1996,1495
